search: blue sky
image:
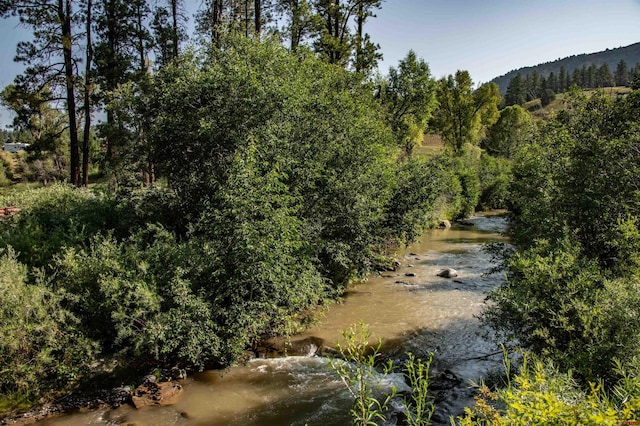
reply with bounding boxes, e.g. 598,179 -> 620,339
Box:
1,0 -> 640,126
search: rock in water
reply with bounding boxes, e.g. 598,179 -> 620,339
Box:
439,220 -> 451,229
131,381 -> 183,409
437,268 -> 458,278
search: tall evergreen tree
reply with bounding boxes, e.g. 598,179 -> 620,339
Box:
615,59 -> 629,87
313,0 -> 381,69
276,0 -> 320,51
596,63 -> 614,88
0,0 -> 82,186
559,66 -> 568,92
353,0 -> 381,74
505,73 -> 525,106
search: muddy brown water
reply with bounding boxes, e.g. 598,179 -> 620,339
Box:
38,212 -> 509,426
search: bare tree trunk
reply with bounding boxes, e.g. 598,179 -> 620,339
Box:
171,0 -> 179,58
355,1 -> 362,73
136,2 -> 146,73
82,0 -> 93,187
254,0 -> 261,35
211,0 -> 223,45
60,0 -> 80,187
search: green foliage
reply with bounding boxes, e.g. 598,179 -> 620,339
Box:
459,354 -> 640,425
482,105 -> 533,159
0,185 -> 133,268
0,163 -> 10,187
330,322 -> 397,426
477,153 -> 512,211
432,71 -> 501,154
378,50 -> 438,156
444,145 -> 481,219
53,225 -> 221,367
330,323 -> 435,426
485,237 -> 640,383
0,151 -> 16,183
0,37 -> 459,405
382,155 -> 449,244
0,248 -> 97,399
148,37 -> 400,288
402,352 -> 434,426
509,91 -> 640,267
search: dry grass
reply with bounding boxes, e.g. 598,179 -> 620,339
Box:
529,86 -> 633,121
413,133 -> 444,158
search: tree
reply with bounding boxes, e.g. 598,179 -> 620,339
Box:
313,0 -> 382,69
432,70 -> 501,154
94,0 -> 154,185
615,59 -> 629,87
504,73 -> 525,106
482,105 -> 532,158
378,50 -> 437,156
353,0 -> 381,75
82,0 -> 93,187
631,63 -> 640,90
559,66 -> 568,92
276,0 -> 320,51
0,0 -> 82,186
595,63 -> 614,88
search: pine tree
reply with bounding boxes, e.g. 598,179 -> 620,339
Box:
615,59 -> 629,87
0,0 -> 83,186
505,73 -> 525,106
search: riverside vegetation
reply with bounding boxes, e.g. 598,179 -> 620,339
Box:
0,36 -> 508,417
1,32 -> 640,426
331,89 -> 640,425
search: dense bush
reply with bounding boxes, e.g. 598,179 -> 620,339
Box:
477,153 -> 512,211
0,248 -> 97,399
0,185 -> 133,268
509,91 -> 640,263
147,37 -> 400,287
0,38 -> 459,405
485,236 -> 640,383
487,90 -> 640,389
381,155 -> 449,243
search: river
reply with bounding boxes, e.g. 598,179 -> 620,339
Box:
38,212 -> 509,426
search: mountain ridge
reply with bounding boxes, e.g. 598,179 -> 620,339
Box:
490,42 -> 640,92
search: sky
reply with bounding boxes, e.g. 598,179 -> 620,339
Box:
1,0 -> 640,126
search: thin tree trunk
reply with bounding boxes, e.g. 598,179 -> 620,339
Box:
355,2 -> 363,73
244,0 -> 249,36
60,0 -> 80,187
136,3 -> 145,73
254,0 -> 260,35
212,0 -> 222,45
171,0 -> 179,58
83,0 -> 93,187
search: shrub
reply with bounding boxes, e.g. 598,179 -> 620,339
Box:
53,225 -> 221,367
0,248 -> 97,399
459,354 -> 640,425
485,237 -> 640,384
0,184 -> 134,269
477,153 -> 512,211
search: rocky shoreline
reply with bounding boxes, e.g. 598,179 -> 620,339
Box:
1,386 -> 132,425
0,368 -> 187,426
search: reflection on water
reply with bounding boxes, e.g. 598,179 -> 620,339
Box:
39,212 -> 509,426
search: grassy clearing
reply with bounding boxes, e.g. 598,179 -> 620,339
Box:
528,86 -> 633,121
414,133 -> 445,158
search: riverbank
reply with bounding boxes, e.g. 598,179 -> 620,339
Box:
19,212 -> 508,426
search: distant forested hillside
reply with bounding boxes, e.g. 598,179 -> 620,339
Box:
491,42 -> 640,93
